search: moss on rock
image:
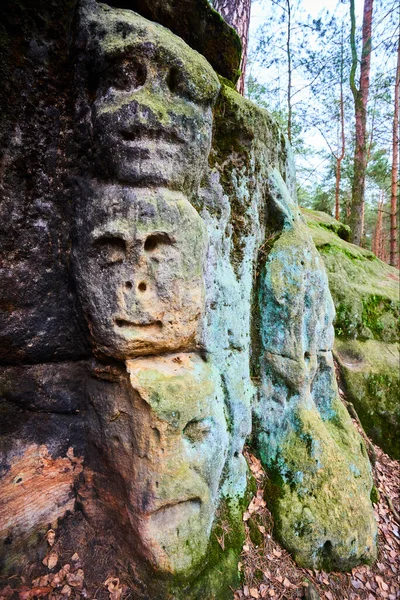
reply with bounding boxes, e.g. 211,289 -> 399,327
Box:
304,209 -> 400,460
264,399 -> 377,571
304,208 -> 399,343
335,339 -> 400,459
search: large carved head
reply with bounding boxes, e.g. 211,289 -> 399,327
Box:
88,353 -> 229,575
75,0 -> 220,195
72,184 -> 207,358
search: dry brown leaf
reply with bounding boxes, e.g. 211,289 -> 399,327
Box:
351,579 -> 363,589
32,577 -> 49,588
272,549 -> 281,558
250,588 -> 259,598
46,530 -> 56,547
19,587 -> 52,600
60,585 -> 71,597
71,553 -> 79,562
67,569 -> 84,589
259,584 -> 268,598
324,592 -> 333,600
283,577 -> 292,588
42,553 -> 58,570
243,512 -> 251,522
268,590 -> 275,598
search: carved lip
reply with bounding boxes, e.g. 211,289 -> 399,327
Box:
115,318 -> 162,331
148,497 -> 202,516
119,126 -> 185,146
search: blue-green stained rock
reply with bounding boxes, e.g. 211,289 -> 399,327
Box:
252,172 -> 377,570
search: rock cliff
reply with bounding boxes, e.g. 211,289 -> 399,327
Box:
0,1 -> 377,597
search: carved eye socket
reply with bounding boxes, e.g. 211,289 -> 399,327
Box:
166,65 -> 219,105
166,66 -> 183,95
144,232 -> 173,252
110,60 -> 147,92
93,235 -> 126,264
167,66 -> 195,102
183,419 -> 211,443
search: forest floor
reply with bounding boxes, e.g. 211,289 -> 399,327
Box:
235,393 -> 400,600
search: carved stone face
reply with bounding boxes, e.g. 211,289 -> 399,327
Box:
89,354 -> 229,574
77,1 -> 220,195
73,185 -> 207,358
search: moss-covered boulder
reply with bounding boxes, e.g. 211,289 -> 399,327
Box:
253,179 -> 377,571
305,209 -> 400,459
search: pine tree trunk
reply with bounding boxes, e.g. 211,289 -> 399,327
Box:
349,0 -> 374,246
373,193 -> 383,259
213,0 -> 251,95
335,32 -> 346,222
390,33 -> 399,267
286,0 -> 292,143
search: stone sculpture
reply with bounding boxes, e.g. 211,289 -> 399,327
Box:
0,0 -> 377,597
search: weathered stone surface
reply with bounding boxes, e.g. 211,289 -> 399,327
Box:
104,0 -> 242,83
73,184 -> 207,358
0,0 -> 378,595
252,174 -> 377,570
305,209 -> 400,460
335,339 -> 399,460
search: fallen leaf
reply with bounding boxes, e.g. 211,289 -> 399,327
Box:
250,588 -> 259,598
324,592 -> 333,600
19,588 -> 52,600
272,549 -> 281,558
60,585 -> 71,597
46,530 -> 56,547
42,553 -> 58,570
283,577 -> 292,588
71,553 -> 79,562
67,569 -> 84,589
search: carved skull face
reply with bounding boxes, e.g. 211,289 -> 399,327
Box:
76,1 -> 220,195
73,185 -> 207,358
88,354 -> 229,574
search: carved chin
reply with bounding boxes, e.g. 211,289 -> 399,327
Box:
93,323 -> 199,359
138,499 -> 213,574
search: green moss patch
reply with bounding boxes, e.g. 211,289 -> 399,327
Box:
265,400 -> 377,571
335,339 -> 400,459
303,208 -> 399,343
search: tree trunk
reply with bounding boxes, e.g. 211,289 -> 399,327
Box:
213,0 -> 251,95
335,30 -> 346,222
373,193 -> 384,259
390,32 -> 399,267
349,0 -> 374,245
286,0 -> 292,143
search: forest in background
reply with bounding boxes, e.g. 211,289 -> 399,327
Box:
215,0 -> 399,266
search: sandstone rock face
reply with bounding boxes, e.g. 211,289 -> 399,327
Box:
0,0 -> 377,596
306,209 -> 400,460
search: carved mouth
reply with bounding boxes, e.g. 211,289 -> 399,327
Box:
149,497 -> 202,516
115,319 -> 163,331
119,127 -> 185,146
